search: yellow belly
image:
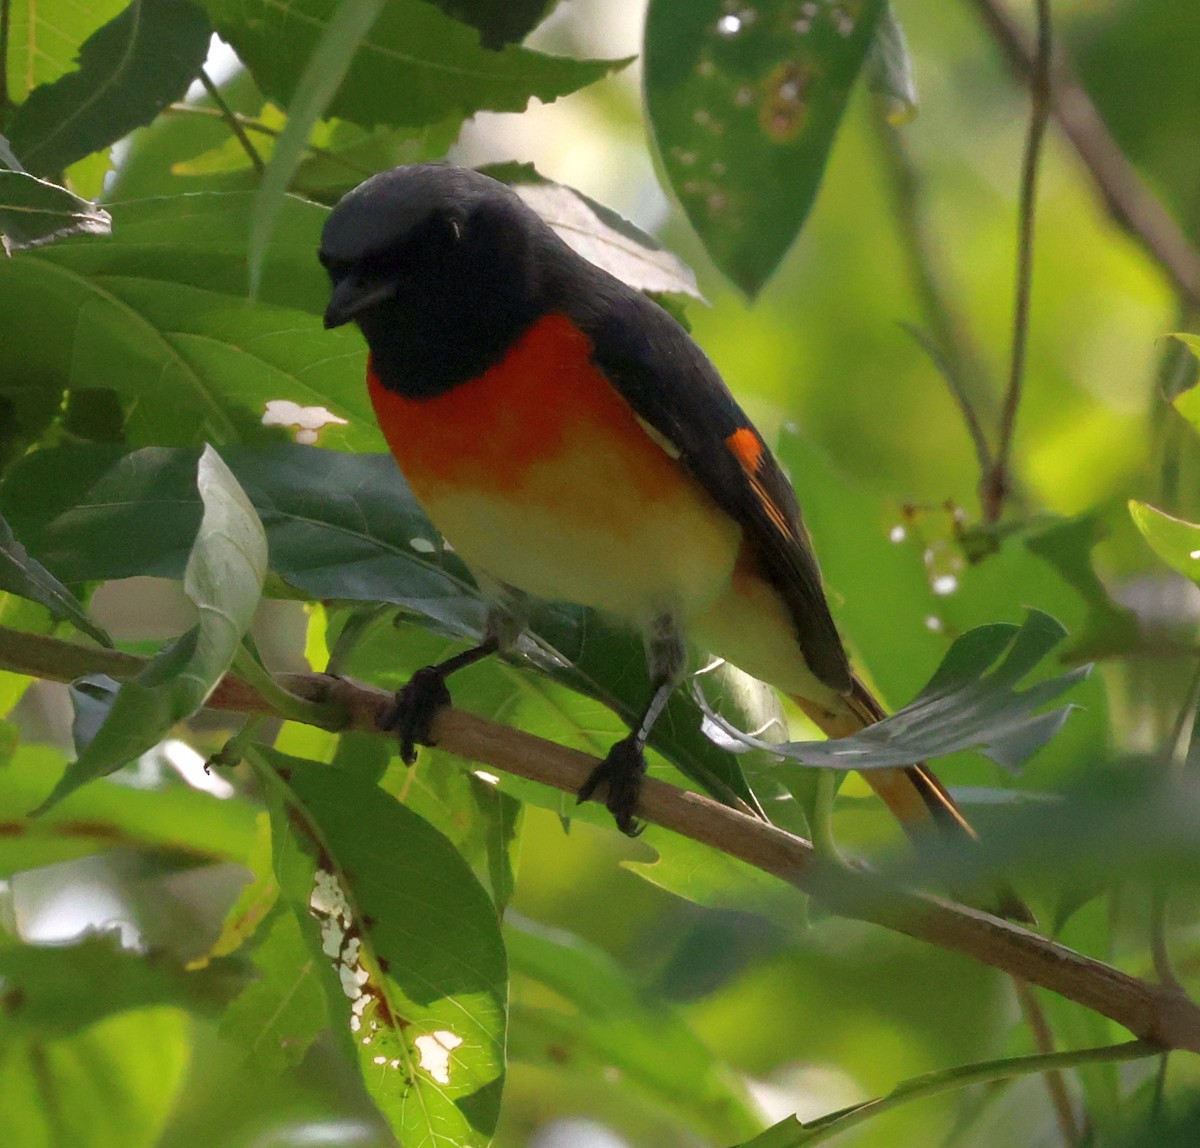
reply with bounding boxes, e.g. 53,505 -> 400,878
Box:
421,432 -> 742,624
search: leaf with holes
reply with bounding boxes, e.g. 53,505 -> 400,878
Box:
252,746 -> 508,1147
645,0 -> 886,295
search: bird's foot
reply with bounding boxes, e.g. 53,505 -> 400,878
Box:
378,666 -> 452,764
577,735 -> 647,837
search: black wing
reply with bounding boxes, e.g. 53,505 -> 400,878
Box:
566,276 -> 852,694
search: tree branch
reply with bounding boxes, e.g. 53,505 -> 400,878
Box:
4,623 -> 1200,1053
967,0 -> 1200,311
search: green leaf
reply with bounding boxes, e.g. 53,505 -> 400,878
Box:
0,514 -> 109,644
1129,499 -> 1200,583
252,746 -> 508,1147
0,169 -> 111,250
201,0 -> 624,130
32,447 -> 267,812
4,0 -> 212,179
218,905 -> 330,1075
247,0 -> 387,297
430,0 -> 558,49
379,754 -> 522,910
480,161 -> 704,300
644,0 -> 885,295
1170,335 -> 1200,435
1025,515 -> 1139,659
623,829 -> 791,915
0,933 -> 244,1039
506,914 -> 760,1143
0,192 -> 379,448
0,741 -> 258,877
702,611 -> 1089,772
0,1007 -> 190,1148
3,0 -> 129,102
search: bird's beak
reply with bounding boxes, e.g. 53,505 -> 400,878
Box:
323,275 -> 397,329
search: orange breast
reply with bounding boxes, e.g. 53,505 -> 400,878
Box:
369,313 -> 668,502
366,312 -> 741,621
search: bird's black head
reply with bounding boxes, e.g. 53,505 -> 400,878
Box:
319,164 -> 554,397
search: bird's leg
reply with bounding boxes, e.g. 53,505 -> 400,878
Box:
380,637 -> 499,763
578,613 -> 685,837
381,590 -> 525,764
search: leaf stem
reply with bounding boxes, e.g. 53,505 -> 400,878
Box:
231,642 -> 345,729
741,1040 -> 1153,1147
207,714 -> 270,769
810,769 -> 848,865
196,69 -> 265,176
981,0 -> 1051,523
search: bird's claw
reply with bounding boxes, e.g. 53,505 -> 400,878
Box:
577,736 -> 647,837
379,666 -> 452,764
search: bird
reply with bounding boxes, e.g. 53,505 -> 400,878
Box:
319,162 -> 974,849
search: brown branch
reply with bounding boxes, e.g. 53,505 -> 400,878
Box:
967,0 -> 1200,311
4,623 -> 1200,1053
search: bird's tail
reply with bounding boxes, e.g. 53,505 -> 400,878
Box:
791,676 -> 1032,921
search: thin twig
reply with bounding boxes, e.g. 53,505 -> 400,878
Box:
967,0 -> 1200,310
4,624 -> 1200,1051
981,0 -> 1051,523
872,112 -> 995,476
165,104 -> 376,179
196,69 -> 266,176
1014,980 -> 1082,1146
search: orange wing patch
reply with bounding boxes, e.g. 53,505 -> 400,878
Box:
724,426 -> 792,538
725,426 -> 764,473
